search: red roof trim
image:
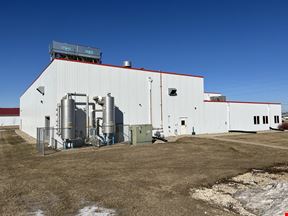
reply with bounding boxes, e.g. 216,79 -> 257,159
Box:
0,108 -> 20,116
204,100 -> 281,105
55,58 -> 204,78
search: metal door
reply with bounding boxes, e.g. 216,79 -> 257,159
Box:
179,117 -> 188,135
45,116 -> 50,140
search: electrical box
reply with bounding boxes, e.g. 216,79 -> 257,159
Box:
130,124 -> 152,145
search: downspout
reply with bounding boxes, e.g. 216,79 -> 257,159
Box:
160,73 -> 163,129
86,96 -> 89,139
148,77 -> 153,125
227,103 -> 230,131
268,104 -> 271,128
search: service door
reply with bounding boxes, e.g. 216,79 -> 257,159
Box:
179,117 -> 188,135
45,116 -> 50,139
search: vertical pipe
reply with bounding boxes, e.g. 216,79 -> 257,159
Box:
267,104 -> 271,128
57,103 -> 61,135
91,103 -> 96,128
148,77 -> 153,125
86,96 -> 89,139
227,103 -> 230,131
160,73 -> 163,129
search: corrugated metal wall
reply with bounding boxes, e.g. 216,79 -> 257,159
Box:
204,102 -> 282,132
20,59 -> 282,139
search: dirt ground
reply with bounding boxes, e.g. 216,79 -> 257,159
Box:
0,129 -> 288,216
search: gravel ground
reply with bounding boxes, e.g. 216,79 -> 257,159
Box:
191,166 -> 288,216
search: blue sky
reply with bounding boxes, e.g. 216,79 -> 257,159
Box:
0,0 -> 287,111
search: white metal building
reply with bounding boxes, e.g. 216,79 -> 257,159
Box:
20,58 -> 282,140
0,108 -> 20,126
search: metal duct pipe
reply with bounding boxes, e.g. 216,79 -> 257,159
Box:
148,77 -> 153,125
60,93 -> 96,141
56,103 -> 61,135
160,73 -> 163,129
102,93 -> 115,135
67,93 -> 87,97
61,95 -> 76,140
86,96 -> 89,139
76,101 -> 97,133
93,94 -> 116,144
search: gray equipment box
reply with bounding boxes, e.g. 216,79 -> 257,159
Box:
130,124 -> 152,145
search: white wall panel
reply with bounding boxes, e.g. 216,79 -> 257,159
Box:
203,102 -> 282,132
204,102 -> 228,133
20,62 -> 57,138
20,59 -> 282,139
269,104 -> 282,129
162,73 -> 204,136
0,116 -> 20,126
229,103 -> 270,131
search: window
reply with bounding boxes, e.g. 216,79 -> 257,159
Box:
181,120 -> 186,126
263,116 -> 269,124
254,116 -> 260,125
274,115 -> 280,124
168,88 -> 177,96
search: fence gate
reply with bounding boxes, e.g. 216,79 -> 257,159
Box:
36,127 -> 56,155
36,128 -> 46,155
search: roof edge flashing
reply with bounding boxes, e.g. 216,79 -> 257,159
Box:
55,58 -> 204,79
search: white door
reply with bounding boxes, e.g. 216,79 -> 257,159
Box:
179,118 -> 188,135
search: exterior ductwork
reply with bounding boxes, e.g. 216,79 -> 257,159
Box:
60,95 -> 75,140
102,93 -> 115,135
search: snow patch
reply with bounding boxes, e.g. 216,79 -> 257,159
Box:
28,209 -> 44,216
190,166 -> 288,216
77,205 -> 116,216
235,182 -> 288,216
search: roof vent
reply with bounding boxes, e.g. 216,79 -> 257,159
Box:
123,60 -> 132,68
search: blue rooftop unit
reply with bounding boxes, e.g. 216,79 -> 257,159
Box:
49,41 -> 102,63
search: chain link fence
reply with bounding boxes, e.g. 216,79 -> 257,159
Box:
36,124 -> 132,155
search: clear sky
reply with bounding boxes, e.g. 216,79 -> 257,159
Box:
0,0 -> 287,111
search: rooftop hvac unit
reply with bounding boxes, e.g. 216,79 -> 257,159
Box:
210,96 -> 226,102
49,41 -> 102,63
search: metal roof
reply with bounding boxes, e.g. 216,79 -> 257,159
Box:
0,108 -> 20,116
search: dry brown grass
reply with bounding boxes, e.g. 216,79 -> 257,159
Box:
0,129 -> 288,215
217,131 -> 288,148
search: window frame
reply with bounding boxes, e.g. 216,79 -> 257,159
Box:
263,116 -> 269,124
274,115 -> 280,124
254,116 -> 260,125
